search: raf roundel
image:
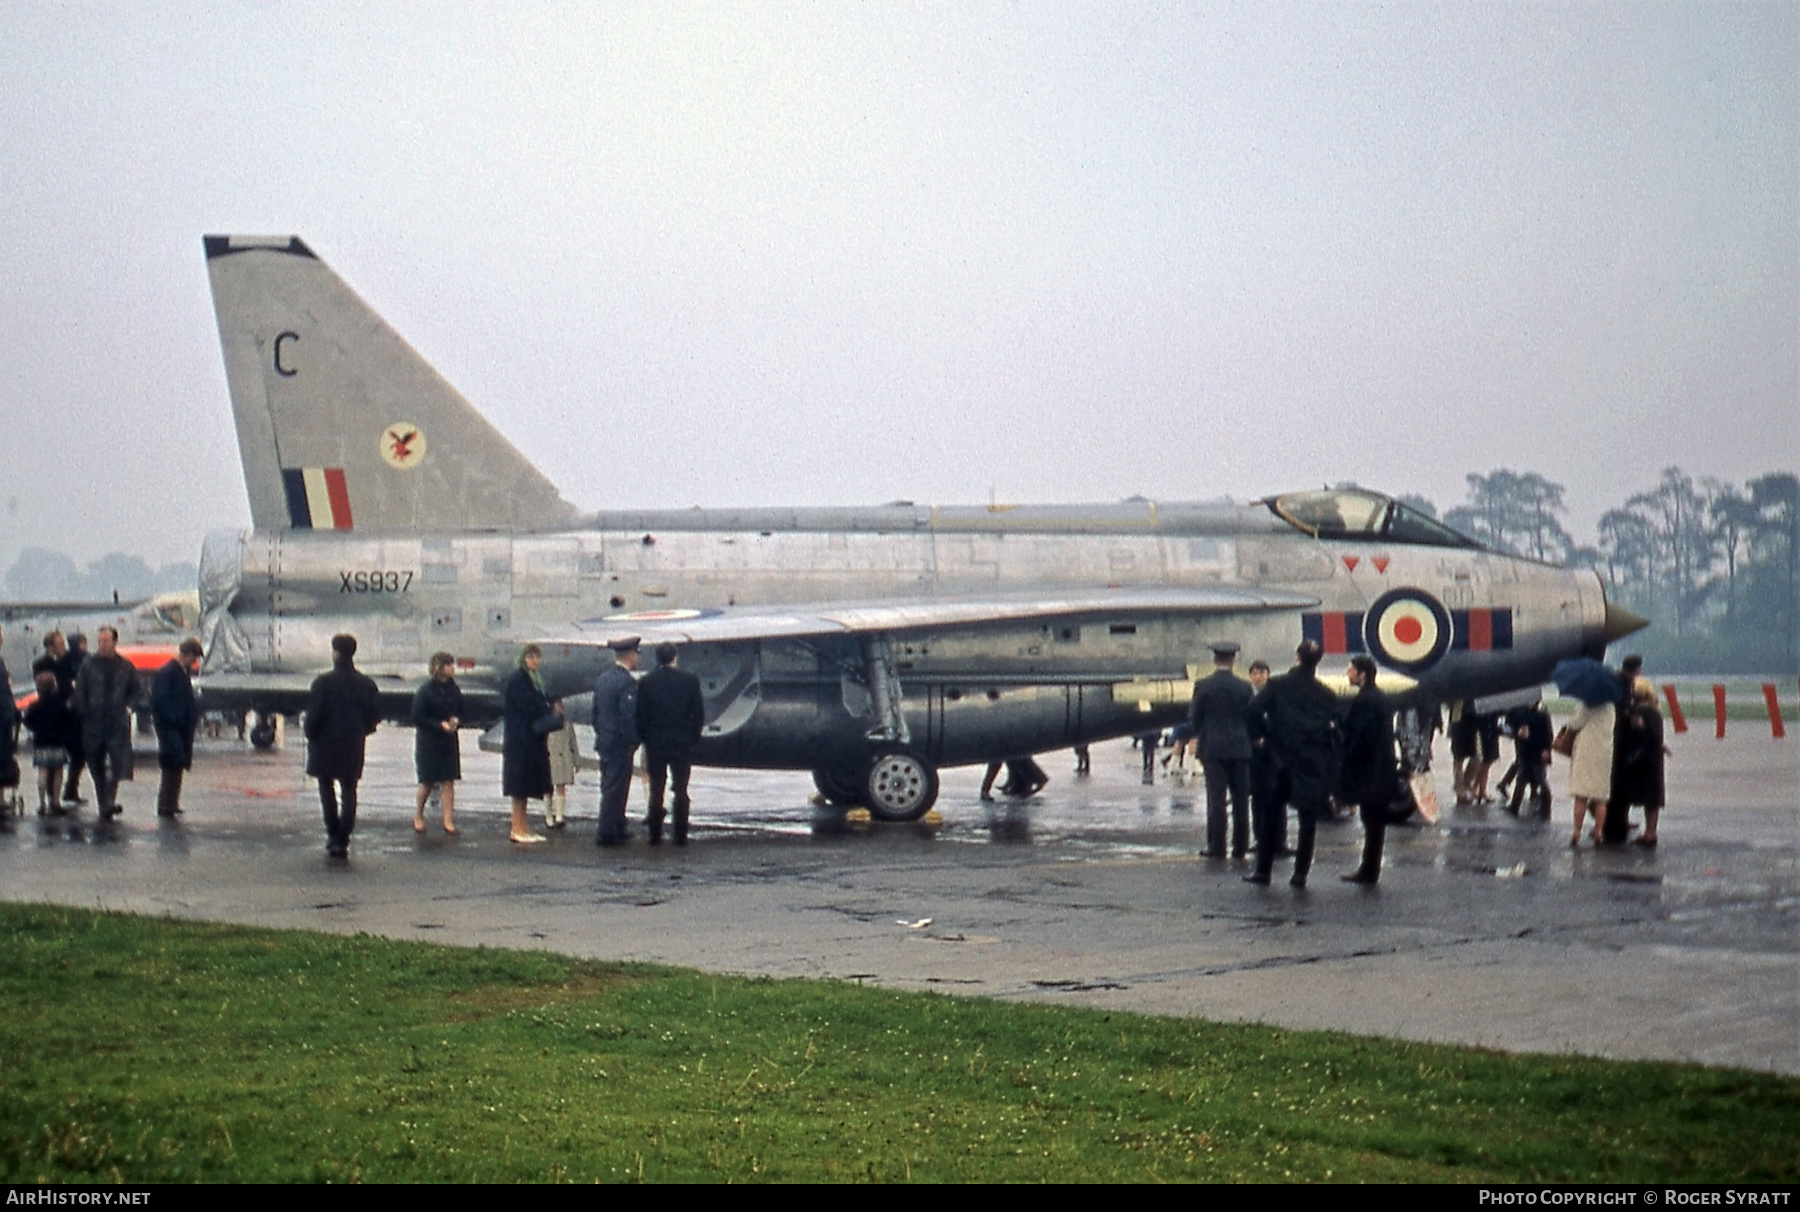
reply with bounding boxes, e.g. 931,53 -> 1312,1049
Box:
1364,588 -> 1451,673
577,608 -> 724,626
380,422 -> 426,470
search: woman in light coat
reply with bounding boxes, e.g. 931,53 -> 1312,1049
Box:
544,696 -> 577,829
1566,698 -> 1616,847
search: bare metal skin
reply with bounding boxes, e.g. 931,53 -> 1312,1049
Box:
196,236 -> 1646,818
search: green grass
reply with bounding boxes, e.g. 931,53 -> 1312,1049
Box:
1,905 -> 1793,1183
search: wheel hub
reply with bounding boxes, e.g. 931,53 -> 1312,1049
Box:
867,752 -> 932,819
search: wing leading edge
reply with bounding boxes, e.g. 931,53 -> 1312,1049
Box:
543,585 -> 1321,650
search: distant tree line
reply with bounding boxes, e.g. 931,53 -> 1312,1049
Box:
1410,469 -> 1800,675
2,548 -> 198,604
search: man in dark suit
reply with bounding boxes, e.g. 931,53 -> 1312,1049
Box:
591,637 -> 641,846
1188,641 -> 1253,860
634,642 -> 706,846
1243,658 -> 1291,880
150,638 -> 204,817
1245,640 -> 1340,888
304,634 -> 382,858
1339,655 -> 1401,884
72,626 -> 141,819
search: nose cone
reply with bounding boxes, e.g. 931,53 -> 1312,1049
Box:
1604,600 -> 1650,643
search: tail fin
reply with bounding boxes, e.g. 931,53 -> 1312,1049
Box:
204,235 -> 580,533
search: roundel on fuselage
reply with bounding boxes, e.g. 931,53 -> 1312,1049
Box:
1364,588 -> 1451,673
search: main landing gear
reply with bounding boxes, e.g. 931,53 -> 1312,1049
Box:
248,711 -> 278,750
810,747 -> 941,823
863,749 -> 939,822
807,633 -> 941,822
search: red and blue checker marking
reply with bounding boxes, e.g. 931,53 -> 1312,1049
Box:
1301,611 -> 1366,654
1450,608 -> 1513,651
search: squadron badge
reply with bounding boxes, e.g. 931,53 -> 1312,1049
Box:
380,422 -> 426,470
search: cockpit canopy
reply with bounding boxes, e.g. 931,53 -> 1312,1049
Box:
1267,489 -> 1478,549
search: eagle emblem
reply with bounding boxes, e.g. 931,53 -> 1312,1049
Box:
379,422 -> 426,470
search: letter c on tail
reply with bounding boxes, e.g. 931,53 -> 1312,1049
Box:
274,331 -> 299,376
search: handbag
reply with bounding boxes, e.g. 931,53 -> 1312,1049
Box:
1408,771 -> 1440,825
531,711 -> 565,737
1550,726 -> 1576,757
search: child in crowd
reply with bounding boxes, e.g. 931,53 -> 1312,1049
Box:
22,670 -> 75,814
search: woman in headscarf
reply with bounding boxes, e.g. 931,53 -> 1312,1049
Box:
502,643 -> 560,844
411,651 -> 463,836
1612,679 -> 1669,847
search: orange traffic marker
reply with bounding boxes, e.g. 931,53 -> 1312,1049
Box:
1713,684 -> 1727,739
1764,684 -> 1786,740
1662,684 -> 1686,734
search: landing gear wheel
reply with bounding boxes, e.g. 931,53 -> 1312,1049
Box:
249,713 -> 277,750
812,767 -> 866,807
864,750 -> 939,822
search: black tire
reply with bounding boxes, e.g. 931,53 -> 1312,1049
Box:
249,717 -> 277,750
863,749 -> 940,822
811,766 -> 865,807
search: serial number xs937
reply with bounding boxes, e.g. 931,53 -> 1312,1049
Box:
339,570 -> 415,593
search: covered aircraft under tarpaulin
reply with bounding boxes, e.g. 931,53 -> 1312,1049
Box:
192,234 -> 1648,819
2,592 -> 203,708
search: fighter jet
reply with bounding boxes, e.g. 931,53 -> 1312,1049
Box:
195,235 -> 1647,818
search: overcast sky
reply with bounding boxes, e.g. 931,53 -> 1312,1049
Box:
0,2 -> 1793,568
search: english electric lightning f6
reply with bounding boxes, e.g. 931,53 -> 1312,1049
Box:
196,236 -> 1645,819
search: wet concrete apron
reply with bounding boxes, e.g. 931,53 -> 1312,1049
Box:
3,729 -> 1794,1075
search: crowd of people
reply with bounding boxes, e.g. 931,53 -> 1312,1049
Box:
1556,654 -> 1671,849
0,625 -> 710,860
0,621 -> 1669,873
0,624 -> 205,822
300,633 -> 704,858
1168,641 -> 1671,886
1428,651 -> 1667,849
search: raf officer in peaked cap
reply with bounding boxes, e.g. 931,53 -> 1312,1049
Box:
1188,641 -> 1254,861
592,637 -> 641,846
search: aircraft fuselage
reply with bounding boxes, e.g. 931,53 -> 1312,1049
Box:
202,498 -> 1608,771
194,236 -> 1638,815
